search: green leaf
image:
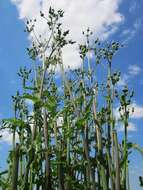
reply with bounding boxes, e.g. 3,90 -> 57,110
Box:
131,143 -> 143,156
3,118 -> 25,127
0,170 -> 8,176
75,118 -> 85,129
23,94 -> 40,104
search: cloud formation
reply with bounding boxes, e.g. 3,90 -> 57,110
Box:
117,64 -> 142,87
128,64 -> 142,76
122,19 -> 142,44
0,129 -> 19,145
118,74 -> 129,87
131,103 -> 143,119
114,102 -> 143,120
129,1 -> 137,13
118,122 -> 137,132
11,0 -> 123,68
115,102 -> 143,132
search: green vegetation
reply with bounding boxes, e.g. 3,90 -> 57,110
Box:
0,7 -> 143,190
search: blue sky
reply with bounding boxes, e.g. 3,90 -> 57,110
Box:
0,0 -> 143,189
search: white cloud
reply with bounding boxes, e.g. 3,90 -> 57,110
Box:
129,1 -> 137,13
122,29 -> 130,36
25,99 -> 33,106
131,103 -> 143,119
118,122 -> 137,132
134,19 -> 142,31
114,102 -> 143,120
117,74 -> 129,87
117,64 -> 142,87
122,19 -> 142,44
11,0 -> 124,69
0,129 -> 19,145
118,78 -> 126,86
128,64 -> 142,76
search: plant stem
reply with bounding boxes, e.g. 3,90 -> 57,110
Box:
12,143 -> 20,190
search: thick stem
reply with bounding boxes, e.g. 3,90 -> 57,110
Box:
123,105 -> 128,189
12,143 -> 20,190
43,109 -> 51,189
114,131 -> 120,190
93,101 -> 107,190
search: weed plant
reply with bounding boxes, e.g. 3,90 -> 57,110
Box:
0,7 -> 143,190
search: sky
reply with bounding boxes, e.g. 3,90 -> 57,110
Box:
0,0 -> 143,189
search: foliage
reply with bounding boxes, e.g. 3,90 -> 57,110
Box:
0,7 -> 143,190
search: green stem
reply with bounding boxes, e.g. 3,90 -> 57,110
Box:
12,143 -> 20,190
43,109 -> 51,189
114,130 -> 120,190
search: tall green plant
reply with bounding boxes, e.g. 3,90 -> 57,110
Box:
0,7 -> 142,190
